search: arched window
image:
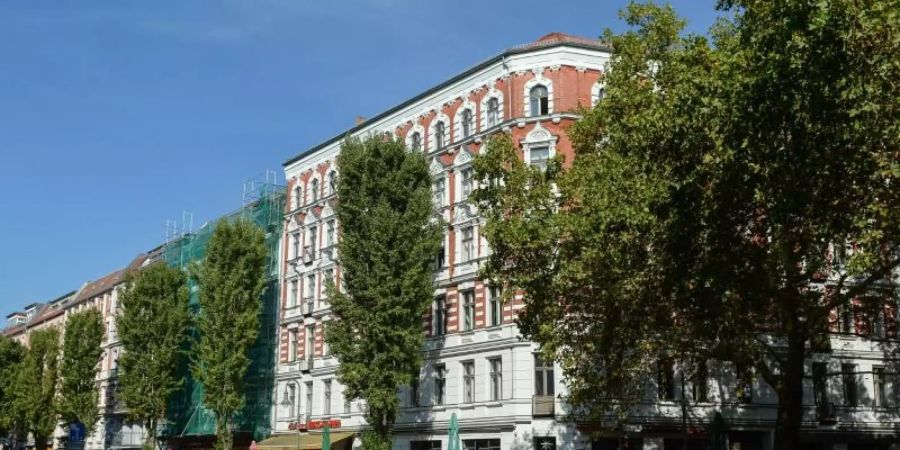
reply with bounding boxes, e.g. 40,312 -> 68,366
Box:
410,132 -> 422,151
434,122 -> 446,149
311,179 -> 319,202
486,98 -> 499,127
530,85 -> 549,116
461,109 -> 473,138
328,170 -> 337,195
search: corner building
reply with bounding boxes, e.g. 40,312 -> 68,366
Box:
276,32 -> 609,450
275,32 -> 900,450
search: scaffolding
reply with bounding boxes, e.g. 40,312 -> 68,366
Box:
162,175 -> 285,447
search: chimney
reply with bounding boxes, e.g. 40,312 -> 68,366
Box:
354,116 -> 366,126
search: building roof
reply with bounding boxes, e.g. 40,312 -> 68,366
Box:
70,253 -> 149,306
282,32 -> 610,167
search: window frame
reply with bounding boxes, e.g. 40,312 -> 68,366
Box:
434,364 -> 446,405
529,85 -> 549,117
462,290 -> 475,332
489,357 -> 502,401
462,360 -> 475,403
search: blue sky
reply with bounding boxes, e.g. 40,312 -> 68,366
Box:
0,0 -> 720,317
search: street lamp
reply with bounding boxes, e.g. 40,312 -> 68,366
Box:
280,381 -> 303,450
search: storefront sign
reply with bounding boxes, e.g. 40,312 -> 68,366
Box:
288,419 -> 341,431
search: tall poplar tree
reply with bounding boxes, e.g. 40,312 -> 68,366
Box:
192,219 -> 268,450
118,263 -> 192,450
59,309 -> 104,434
326,136 -> 442,450
12,329 -> 61,450
0,336 -> 24,441
475,2 -> 899,449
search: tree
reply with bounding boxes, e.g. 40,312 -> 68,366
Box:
192,218 -> 268,450
0,336 -> 24,440
325,136 -> 441,450
118,263 -> 192,450
58,309 -> 104,434
11,329 -> 61,450
474,2 -> 899,449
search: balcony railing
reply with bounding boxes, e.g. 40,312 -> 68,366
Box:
532,395 -> 555,417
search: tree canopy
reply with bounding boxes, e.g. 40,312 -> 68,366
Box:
474,1 -> 899,449
11,329 -> 61,450
118,262 -> 192,450
59,309 -> 104,432
192,218 -> 268,450
326,136 -> 442,450
0,336 -> 24,439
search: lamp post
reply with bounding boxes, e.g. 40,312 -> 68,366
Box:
280,381 -> 303,450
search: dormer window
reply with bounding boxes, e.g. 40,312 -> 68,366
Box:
410,132 -> 422,151
486,98 -> 499,127
461,110 -> 473,138
434,122 -> 446,149
530,85 -> 549,116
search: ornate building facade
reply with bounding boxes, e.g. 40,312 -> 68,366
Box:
275,33 -> 900,450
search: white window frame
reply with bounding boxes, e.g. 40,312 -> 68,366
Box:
480,87 -> 505,130
430,114 -> 450,151
455,101 -> 476,140
406,124 -> 425,151
591,79 -> 607,105
523,72 -> 554,117
521,123 -> 558,170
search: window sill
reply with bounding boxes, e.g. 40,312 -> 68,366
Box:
459,403 -> 476,410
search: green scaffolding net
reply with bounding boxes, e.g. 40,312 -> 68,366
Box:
162,184 -> 284,444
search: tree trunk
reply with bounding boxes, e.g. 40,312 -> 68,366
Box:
773,336 -> 806,450
33,433 -> 48,450
144,418 -> 156,450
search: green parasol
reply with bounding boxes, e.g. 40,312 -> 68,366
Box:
322,424 -> 331,450
448,413 -> 460,450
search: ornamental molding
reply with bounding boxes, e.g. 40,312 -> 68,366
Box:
454,149 -> 473,166
429,158 -> 445,175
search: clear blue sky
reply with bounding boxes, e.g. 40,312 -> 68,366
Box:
0,0 -> 720,317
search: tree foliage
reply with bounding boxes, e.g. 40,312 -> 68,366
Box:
59,309 -> 104,432
326,136 -> 442,448
475,1 -> 899,448
0,336 -> 24,438
118,263 -> 192,450
11,329 -> 61,450
192,218 -> 268,450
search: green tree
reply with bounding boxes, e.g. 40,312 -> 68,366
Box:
192,219 -> 268,450
58,309 -> 104,433
0,336 -> 24,440
474,2 -> 899,449
12,329 -> 61,450
118,263 -> 192,450
326,136 -> 442,450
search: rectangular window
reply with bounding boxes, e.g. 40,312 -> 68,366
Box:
463,439 -> 500,450
461,168 -> 474,200
489,285 -> 502,327
434,296 -> 447,336
434,365 -> 446,406
306,325 -> 315,365
463,361 -> 475,403
530,146 -> 551,171
411,441 -> 442,450
692,361 -> 708,402
287,384 -> 297,417
410,377 -> 420,407
490,357 -> 502,401
294,186 -> 302,209
462,227 -> 474,261
462,290 -> 475,332
292,233 -> 300,259
657,359 -> 676,401
433,177 -> 445,208
534,355 -> 555,396
306,275 -> 316,310
290,280 -> 298,307
305,382 -> 313,418
433,243 -> 446,269
326,220 -> 335,246
812,362 -> 828,406
307,227 -> 318,260
842,364 -> 858,407
736,364 -> 753,403
344,395 -> 351,414
839,304 -> 853,333
322,322 -> 329,356
323,380 -> 332,416
873,366 -> 887,407
288,329 -> 298,362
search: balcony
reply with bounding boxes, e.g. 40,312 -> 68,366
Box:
532,395 -> 555,417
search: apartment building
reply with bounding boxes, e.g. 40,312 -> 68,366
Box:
275,32 -> 609,450
274,32 -> 900,450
